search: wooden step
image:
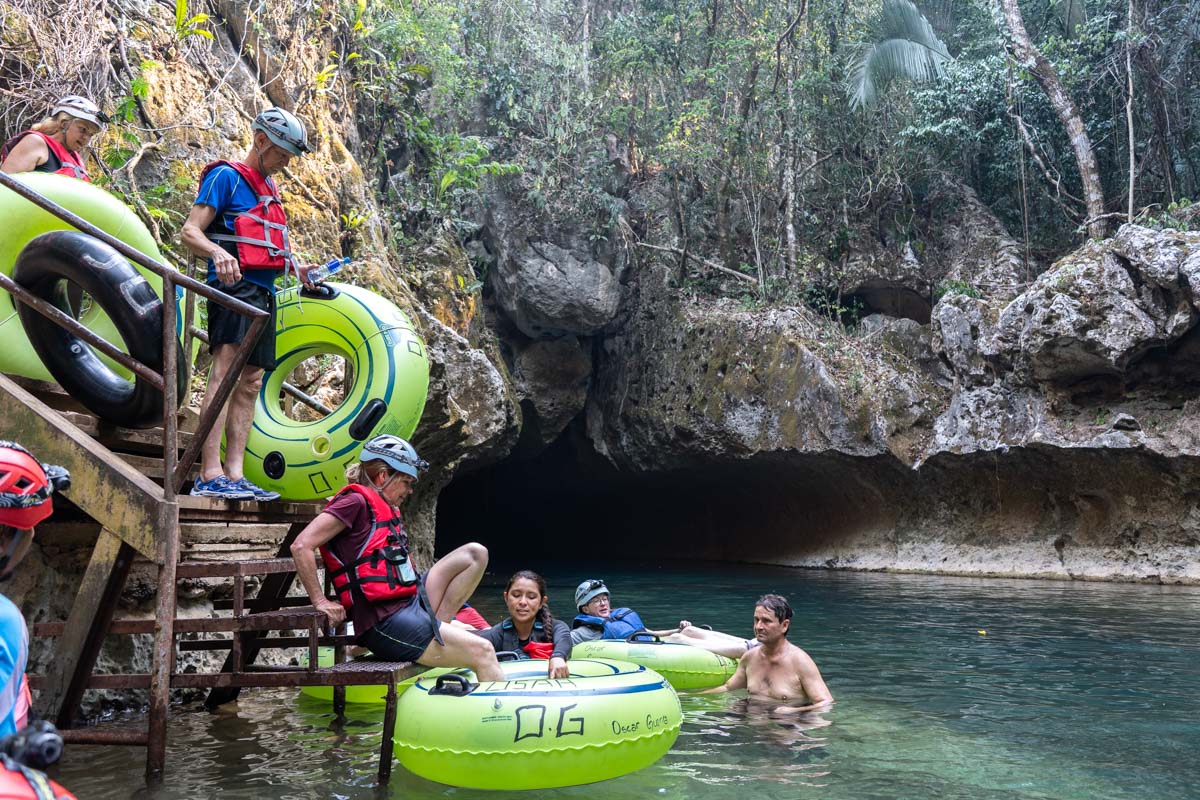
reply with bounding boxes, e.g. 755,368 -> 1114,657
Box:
34,607 -> 326,636
57,410 -> 192,456
178,496 -> 323,524
176,557 -> 299,579
8,376 -> 200,432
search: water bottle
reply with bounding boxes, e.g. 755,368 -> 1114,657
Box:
307,256 -> 350,284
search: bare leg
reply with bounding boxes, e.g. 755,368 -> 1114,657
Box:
665,625 -> 756,660
416,623 -> 503,682
196,345 -> 238,480
222,364 -> 264,481
422,542 -> 488,622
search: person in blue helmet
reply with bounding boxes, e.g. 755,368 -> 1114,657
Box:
571,579 -> 761,657
181,106 -> 317,502
290,435 -> 504,681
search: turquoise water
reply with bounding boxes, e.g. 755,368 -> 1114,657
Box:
50,564 -> 1200,799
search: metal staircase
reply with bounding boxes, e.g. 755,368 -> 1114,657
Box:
0,172 -> 418,783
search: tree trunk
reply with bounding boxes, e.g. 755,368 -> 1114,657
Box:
1125,0 -> 1135,222
998,0 -> 1107,239
783,36 -> 798,276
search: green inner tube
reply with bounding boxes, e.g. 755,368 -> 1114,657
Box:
394,658 -> 682,790
0,171 -> 183,382
571,639 -> 738,690
240,282 -> 429,501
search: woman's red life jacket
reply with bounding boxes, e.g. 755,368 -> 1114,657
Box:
1,131 -> 89,181
198,160 -> 295,275
522,640 -> 556,659
319,484 -> 419,612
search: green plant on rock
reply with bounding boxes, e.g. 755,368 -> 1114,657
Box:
934,279 -> 982,301
173,0 -> 213,41
1142,198 -> 1194,232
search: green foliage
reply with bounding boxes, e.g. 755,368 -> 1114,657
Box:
331,0 -> 1200,296
1143,199 -> 1195,231
934,279 -> 982,301
846,0 -> 951,111
173,0 -> 213,40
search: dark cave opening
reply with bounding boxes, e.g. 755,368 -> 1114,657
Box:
844,283 -> 933,325
435,420 -> 906,564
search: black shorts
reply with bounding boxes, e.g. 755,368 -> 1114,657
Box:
206,279 -> 276,370
360,583 -> 439,662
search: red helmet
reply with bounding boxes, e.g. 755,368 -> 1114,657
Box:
0,441 -> 69,529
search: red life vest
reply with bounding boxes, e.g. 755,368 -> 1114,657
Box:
1,131 -> 89,181
198,160 -> 295,276
522,640 -> 556,659
0,755 -> 75,800
319,484 -> 419,612
454,604 -> 489,630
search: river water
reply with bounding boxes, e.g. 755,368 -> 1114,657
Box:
50,563 -> 1200,799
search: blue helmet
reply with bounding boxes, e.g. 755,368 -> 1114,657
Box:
361,434 -> 428,479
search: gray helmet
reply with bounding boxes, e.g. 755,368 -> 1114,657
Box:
574,579 -> 609,611
251,107 -> 310,156
361,434 -> 428,479
51,95 -> 107,127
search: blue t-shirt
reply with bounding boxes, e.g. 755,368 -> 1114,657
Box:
193,164 -> 280,289
0,594 -> 28,737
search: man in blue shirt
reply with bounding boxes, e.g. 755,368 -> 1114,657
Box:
0,442 -> 69,736
180,107 -> 316,501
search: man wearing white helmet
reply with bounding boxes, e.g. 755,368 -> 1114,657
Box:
1,95 -> 106,180
290,435 -> 505,680
181,106 -> 318,501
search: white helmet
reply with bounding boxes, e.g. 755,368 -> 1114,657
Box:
575,579 -> 610,611
251,107 -> 310,156
51,95 -> 107,127
361,435 -> 428,479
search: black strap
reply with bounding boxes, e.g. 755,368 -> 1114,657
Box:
417,579 -> 444,647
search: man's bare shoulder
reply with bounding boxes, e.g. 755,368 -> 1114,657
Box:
783,641 -> 816,663
740,643 -> 769,667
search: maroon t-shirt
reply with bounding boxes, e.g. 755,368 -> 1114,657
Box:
323,491 -> 412,637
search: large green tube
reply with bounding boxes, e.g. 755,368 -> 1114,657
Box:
0,172 -> 174,380
240,282 -> 430,502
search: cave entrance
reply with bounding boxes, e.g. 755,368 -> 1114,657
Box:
844,282 -> 932,325
435,420 -> 902,565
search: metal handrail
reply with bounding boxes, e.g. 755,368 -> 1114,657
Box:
0,171 -> 265,494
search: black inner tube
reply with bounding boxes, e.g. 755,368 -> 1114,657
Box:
13,230 -> 183,429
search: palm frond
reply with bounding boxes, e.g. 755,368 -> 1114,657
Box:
846,0 -> 952,112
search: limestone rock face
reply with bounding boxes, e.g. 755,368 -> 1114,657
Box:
482,191 -> 624,339
587,264 -> 937,472
489,239 -> 621,338
930,294 -> 1000,387
993,229 -> 1199,384
513,336 -> 592,447
833,181 -> 1026,324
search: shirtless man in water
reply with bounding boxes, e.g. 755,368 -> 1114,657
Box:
702,594 -> 833,714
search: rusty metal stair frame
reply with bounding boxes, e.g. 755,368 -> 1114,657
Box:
0,173 -> 418,783
0,170 -> 272,782
30,552 -> 421,783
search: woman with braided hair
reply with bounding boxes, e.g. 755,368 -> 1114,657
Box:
473,570 -> 571,679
